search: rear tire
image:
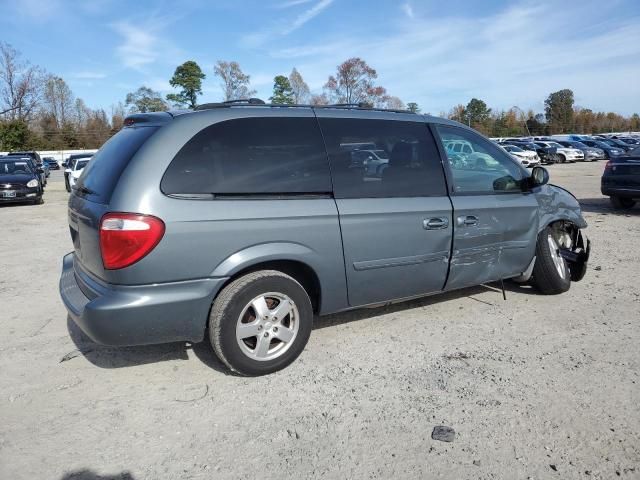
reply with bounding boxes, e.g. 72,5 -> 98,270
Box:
64,175 -> 71,192
209,270 -> 313,376
610,196 -> 636,210
530,227 -> 571,295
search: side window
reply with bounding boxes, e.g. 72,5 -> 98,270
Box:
436,125 -> 525,194
318,118 -> 446,198
161,117 -> 331,195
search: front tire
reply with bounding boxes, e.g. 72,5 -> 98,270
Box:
610,196 -> 636,210
209,270 -> 313,376
64,175 -> 71,192
530,227 -> 571,295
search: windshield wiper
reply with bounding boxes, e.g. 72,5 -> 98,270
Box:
74,185 -> 96,195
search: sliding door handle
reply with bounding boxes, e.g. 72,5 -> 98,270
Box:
457,215 -> 478,227
423,217 -> 449,230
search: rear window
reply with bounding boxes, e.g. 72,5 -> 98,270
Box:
161,117 -> 331,196
75,126 -> 158,203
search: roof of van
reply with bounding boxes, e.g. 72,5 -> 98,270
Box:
124,102 -> 462,128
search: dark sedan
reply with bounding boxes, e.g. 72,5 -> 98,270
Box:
0,157 -> 44,205
601,146 -> 640,209
43,157 -> 60,170
580,139 -> 626,159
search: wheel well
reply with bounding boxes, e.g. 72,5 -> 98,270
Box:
221,260 -> 321,313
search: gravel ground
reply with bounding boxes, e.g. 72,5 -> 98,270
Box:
1,162 -> 639,480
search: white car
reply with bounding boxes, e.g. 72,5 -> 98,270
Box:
500,144 -> 541,167
66,158 -> 91,191
534,141 -> 584,163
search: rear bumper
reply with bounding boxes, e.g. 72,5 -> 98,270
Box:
59,253 -> 228,346
601,185 -> 640,198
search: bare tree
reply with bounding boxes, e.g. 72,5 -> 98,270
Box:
43,75 -> 74,127
214,61 -> 256,101
288,68 -> 310,104
377,95 -> 405,110
0,42 -> 43,121
310,93 -> 329,106
324,57 -> 382,105
110,101 -> 126,132
74,98 -> 91,127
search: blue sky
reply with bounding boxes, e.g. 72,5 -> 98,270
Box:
1,0 -> 639,115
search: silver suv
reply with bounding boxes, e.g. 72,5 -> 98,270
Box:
59,102 -> 590,376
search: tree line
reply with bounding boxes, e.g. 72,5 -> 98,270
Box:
1,42 -> 638,151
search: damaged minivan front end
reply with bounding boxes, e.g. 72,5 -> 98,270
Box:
534,183 -> 591,284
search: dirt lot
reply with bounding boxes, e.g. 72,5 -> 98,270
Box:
1,162 -> 639,480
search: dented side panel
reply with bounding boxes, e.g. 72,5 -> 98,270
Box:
445,193 -> 539,290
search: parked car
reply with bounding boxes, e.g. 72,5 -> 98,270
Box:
555,140 -> 605,162
601,151 -> 640,209
502,140 -> 556,164
64,154 -> 93,192
40,160 -> 50,177
532,141 -> 583,163
597,138 -> 635,153
0,156 -> 44,204
67,158 -> 90,191
43,157 -> 60,170
7,151 -> 46,186
59,105 -> 590,376
579,139 -> 625,159
350,149 -> 390,176
500,144 -> 541,167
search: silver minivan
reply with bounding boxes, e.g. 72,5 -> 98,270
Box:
60,102 -> 590,375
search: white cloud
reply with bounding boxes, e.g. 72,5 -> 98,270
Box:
281,0 -> 335,34
241,0 -> 335,47
276,0 -> 314,8
111,17 -> 184,71
112,21 -> 159,70
265,1 -> 640,115
401,3 -> 414,19
72,71 -> 107,80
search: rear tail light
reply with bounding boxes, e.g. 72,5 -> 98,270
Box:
100,213 -> 165,270
604,160 -> 612,170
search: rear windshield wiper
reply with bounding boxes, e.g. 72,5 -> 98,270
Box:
74,185 -> 96,195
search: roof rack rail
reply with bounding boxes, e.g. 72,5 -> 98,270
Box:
195,98 -> 266,110
193,99 -> 414,115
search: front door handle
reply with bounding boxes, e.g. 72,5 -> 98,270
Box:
457,215 -> 478,227
423,217 -> 449,230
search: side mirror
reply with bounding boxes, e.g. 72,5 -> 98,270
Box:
530,166 -> 549,187
37,167 -> 44,173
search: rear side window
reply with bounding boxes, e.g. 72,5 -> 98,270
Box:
161,117 -> 331,195
75,126 -> 158,203
318,118 -> 446,198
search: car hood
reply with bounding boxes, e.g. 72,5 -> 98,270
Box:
513,150 -> 536,158
0,174 -> 36,185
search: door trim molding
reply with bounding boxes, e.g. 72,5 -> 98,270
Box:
353,251 -> 449,271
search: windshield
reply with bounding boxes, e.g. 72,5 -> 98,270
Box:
547,142 -> 563,148
75,160 -> 90,170
571,142 -> 587,148
370,149 -> 389,159
0,159 -> 33,174
506,145 -> 523,152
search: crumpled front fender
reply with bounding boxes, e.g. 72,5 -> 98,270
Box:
534,184 -> 587,231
